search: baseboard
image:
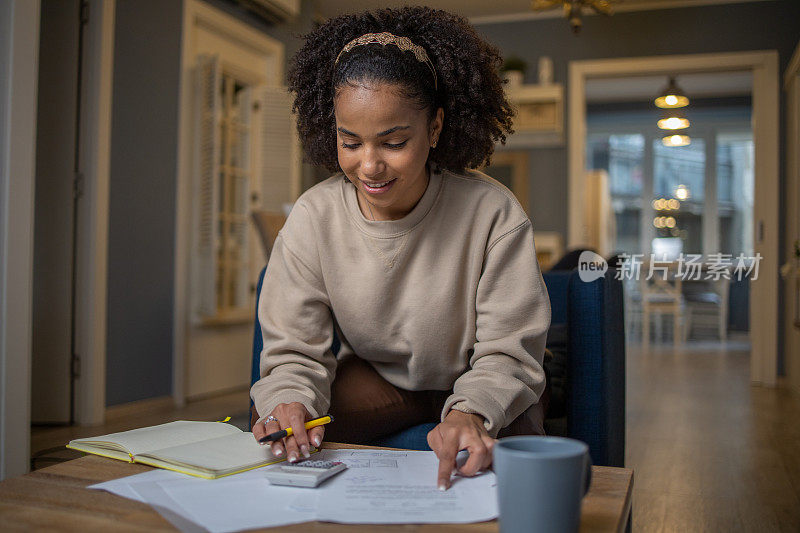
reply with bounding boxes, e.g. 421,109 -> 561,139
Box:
105,396 -> 174,423
185,383 -> 250,403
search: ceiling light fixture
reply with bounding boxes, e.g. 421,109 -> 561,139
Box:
657,112 -> 690,131
531,0 -> 615,33
662,134 -> 691,147
656,76 -> 691,145
655,77 -> 690,108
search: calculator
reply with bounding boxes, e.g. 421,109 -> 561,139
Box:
263,459 -> 347,488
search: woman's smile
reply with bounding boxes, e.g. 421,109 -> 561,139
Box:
360,177 -> 397,194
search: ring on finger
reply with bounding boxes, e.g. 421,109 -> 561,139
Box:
264,415 -> 278,426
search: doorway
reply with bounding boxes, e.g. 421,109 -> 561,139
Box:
569,51 -> 780,385
584,72 -> 754,348
31,0 -> 113,430
31,0 -> 81,425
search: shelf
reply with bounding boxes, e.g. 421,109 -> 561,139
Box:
506,83 -> 563,102
504,83 -> 564,147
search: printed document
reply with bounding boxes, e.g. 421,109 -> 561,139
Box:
89,448 -> 498,532
314,448 -> 497,524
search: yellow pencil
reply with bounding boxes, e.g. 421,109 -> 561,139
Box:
258,414 -> 333,443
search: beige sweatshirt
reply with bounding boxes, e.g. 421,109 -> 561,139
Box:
250,167 -> 551,437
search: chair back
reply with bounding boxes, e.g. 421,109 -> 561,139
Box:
542,270 -> 626,467
251,211 -> 286,260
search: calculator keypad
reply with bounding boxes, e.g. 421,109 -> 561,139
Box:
282,460 -> 342,470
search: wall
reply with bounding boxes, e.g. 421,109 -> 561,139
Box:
106,0 -> 183,405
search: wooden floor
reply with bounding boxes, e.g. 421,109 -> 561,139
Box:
628,338 -> 800,532
31,338 -> 800,531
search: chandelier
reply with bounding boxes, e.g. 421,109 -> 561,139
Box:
531,0 -> 615,33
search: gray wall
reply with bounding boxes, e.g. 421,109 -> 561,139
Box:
105,0 -> 317,406
106,0 -> 183,406
476,0 -> 800,240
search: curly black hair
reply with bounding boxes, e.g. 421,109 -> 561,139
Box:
287,6 -> 515,175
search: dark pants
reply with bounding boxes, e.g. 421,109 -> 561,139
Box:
251,355 -> 547,442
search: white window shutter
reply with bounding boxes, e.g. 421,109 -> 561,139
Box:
257,86 -> 300,212
192,54 -> 221,319
233,86 -> 253,309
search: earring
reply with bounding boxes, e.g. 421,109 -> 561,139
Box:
431,140 -> 438,148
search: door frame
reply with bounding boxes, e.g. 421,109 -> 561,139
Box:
0,0 -> 40,479
568,51 -> 780,386
784,41 -> 800,394
26,0 -> 114,430
74,0 -> 115,426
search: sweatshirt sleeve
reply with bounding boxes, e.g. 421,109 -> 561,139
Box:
249,206 -> 338,425
441,219 -> 551,437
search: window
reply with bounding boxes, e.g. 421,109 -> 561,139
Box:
587,134 -> 643,255
717,133 -> 754,257
216,74 -> 252,315
193,54 -> 299,324
587,118 -> 752,258
653,138 -> 705,254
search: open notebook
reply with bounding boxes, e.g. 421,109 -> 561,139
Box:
66,420 -> 298,479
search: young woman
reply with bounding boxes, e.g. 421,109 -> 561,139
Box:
250,6 -> 550,491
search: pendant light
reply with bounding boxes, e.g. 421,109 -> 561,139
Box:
656,76 -> 691,146
662,134 -> 691,147
655,77 -> 689,108
657,110 -> 690,131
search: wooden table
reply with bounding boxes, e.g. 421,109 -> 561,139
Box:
0,443 -> 633,532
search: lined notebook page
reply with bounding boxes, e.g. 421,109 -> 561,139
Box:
139,432 -> 275,472
72,421 -> 242,456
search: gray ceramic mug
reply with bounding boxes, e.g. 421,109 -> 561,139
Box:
493,436 -> 592,533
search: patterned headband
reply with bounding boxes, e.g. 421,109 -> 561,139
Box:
334,32 -> 438,90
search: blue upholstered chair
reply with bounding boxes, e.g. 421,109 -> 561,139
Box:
249,267 -> 626,468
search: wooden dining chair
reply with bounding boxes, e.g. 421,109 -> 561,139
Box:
640,265 -> 688,347
250,210 -> 286,261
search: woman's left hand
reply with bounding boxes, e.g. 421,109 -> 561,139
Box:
427,410 -> 496,491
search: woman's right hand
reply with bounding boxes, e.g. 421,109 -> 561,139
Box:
252,402 -> 325,463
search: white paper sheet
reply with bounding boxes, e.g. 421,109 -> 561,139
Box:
90,470 -> 208,531
90,469 -> 179,503
313,449 -> 498,524
88,449 -> 497,532
127,479 -> 208,533
152,472 -> 316,532
90,467 -> 314,532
